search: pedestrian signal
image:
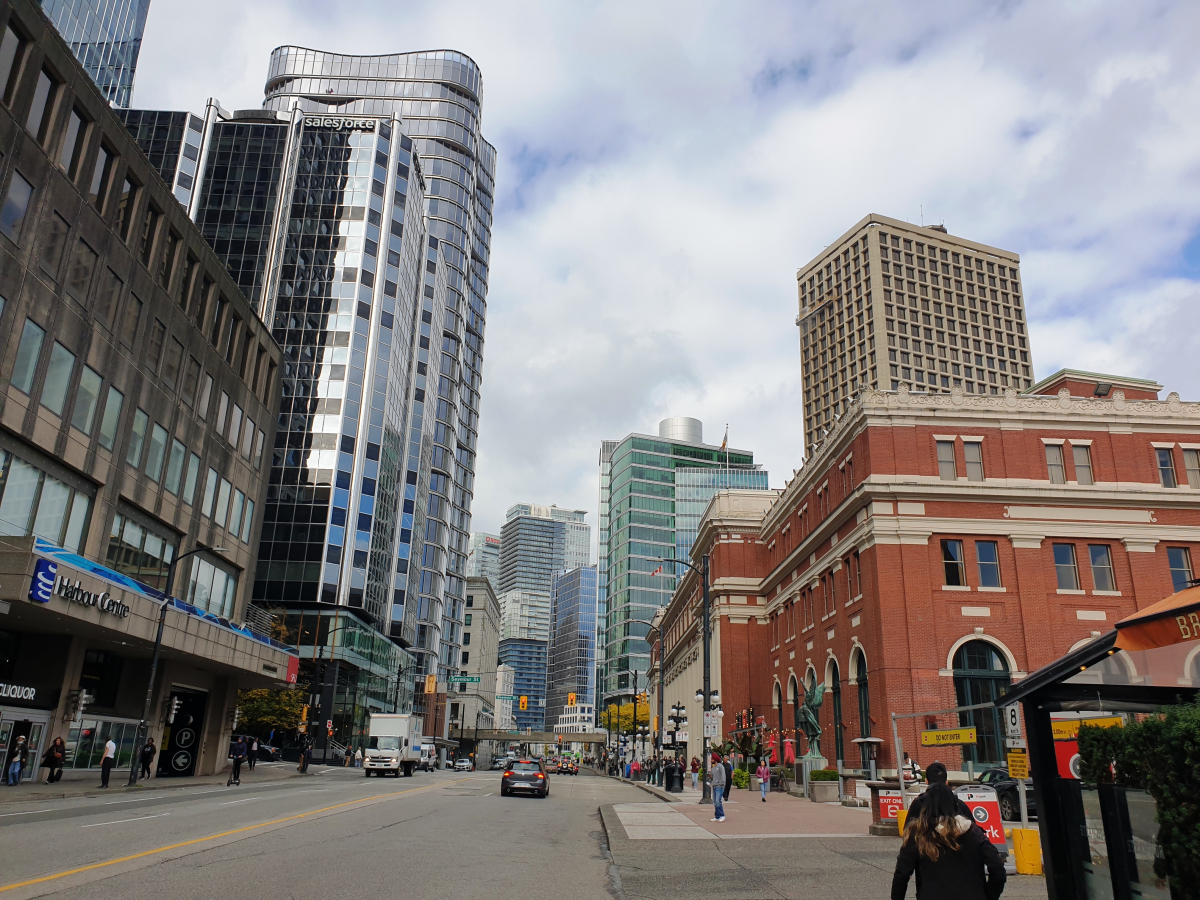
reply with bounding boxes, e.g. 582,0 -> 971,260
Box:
519,696 -> 528,711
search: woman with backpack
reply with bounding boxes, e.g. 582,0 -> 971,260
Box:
891,783 -> 1006,900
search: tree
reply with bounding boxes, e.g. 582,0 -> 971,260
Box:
236,687 -> 306,738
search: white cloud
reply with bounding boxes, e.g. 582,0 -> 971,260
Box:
133,0 -> 1200,539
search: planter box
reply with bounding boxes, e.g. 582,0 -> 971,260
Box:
749,775 -> 760,791
810,781 -> 839,803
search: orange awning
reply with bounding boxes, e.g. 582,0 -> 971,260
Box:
1114,585 -> 1200,652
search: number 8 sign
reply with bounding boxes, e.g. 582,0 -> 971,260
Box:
1005,703 -> 1022,738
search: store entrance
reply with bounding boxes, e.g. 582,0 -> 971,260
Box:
157,690 -> 207,777
0,712 -> 48,783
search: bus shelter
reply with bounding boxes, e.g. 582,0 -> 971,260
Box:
998,586 -> 1200,900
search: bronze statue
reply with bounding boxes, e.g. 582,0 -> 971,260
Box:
797,678 -> 827,758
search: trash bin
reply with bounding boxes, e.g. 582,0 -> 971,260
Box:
669,764 -> 684,793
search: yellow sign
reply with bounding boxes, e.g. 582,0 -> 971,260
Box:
424,674 -> 437,694
1051,717 -> 1122,740
519,695 -> 528,711
1007,749 -> 1029,779
921,727 -> 978,746
568,692 -> 576,707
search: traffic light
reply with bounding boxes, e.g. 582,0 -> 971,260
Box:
557,735 -> 563,746
519,696 -> 528,711
168,695 -> 183,724
425,674 -> 437,694
67,689 -> 94,722
567,692 -> 576,707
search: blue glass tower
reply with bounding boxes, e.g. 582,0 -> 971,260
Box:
546,566 -> 597,729
39,0 -> 150,107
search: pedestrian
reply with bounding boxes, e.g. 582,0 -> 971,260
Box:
902,751 -> 921,783
756,757 -> 771,802
723,755 -> 733,800
354,746 -> 363,768
690,756 -> 700,791
709,752 -> 726,822
248,737 -> 258,771
631,757 -> 641,781
228,735 -> 247,786
891,782 -> 1006,900
41,736 -> 66,784
5,735 -> 28,785
139,738 -> 156,779
99,735 -> 116,788
906,762 -> 972,821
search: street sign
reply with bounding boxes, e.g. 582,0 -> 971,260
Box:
1004,703 -> 1022,738
1005,738 -> 1027,749
920,727 -> 977,747
956,788 -> 1006,845
1007,748 -> 1030,779
448,675 -> 480,684
1051,716 -> 1123,740
676,731 -> 688,743
878,787 -> 902,820
495,694 -> 516,701
703,711 -> 718,738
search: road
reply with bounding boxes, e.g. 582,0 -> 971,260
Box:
0,768 -> 1047,900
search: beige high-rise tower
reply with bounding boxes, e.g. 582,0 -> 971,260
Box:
796,214 -> 1033,451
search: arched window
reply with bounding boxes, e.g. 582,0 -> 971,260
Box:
953,640 -> 1011,766
855,651 -> 871,768
829,660 -> 844,763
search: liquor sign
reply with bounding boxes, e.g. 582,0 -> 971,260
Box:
956,789 -> 1006,845
920,727 -> 977,746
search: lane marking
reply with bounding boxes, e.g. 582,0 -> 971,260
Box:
221,797 -> 261,805
104,796 -> 163,805
81,814 -> 170,828
0,809 -> 52,818
1,778 -> 468,893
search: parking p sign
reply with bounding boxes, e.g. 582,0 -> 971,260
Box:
957,788 -> 1006,845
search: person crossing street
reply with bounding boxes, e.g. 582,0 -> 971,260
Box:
228,736 -> 247,786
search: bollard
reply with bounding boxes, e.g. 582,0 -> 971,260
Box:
897,810 -> 908,835
1012,828 -> 1043,875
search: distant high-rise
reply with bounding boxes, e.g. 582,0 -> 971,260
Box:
597,418 -> 767,707
466,531 -> 500,584
546,566 -> 597,729
797,214 -> 1032,453
39,0 -> 150,107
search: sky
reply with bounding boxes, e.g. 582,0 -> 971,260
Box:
134,0 -> 1200,543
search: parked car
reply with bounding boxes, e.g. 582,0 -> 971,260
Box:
501,759 -> 549,798
256,743 -> 282,762
490,757 -> 507,770
977,767 -> 1038,821
453,758 -> 473,771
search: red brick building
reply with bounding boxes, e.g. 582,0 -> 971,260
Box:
650,371 -> 1200,780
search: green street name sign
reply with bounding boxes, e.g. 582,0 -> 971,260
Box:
448,675 -> 481,684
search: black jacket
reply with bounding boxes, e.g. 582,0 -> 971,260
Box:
891,817 -> 1006,900
906,790 -> 972,823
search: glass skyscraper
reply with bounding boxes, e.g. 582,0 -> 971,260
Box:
39,0 -> 150,106
597,418 -> 767,707
546,566 -> 597,729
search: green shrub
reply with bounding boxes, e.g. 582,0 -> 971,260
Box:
809,768 -> 839,781
732,768 -> 750,789
1077,699 -> 1200,888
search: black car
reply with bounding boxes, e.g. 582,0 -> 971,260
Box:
501,759 -> 549,798
977,767 -> 1037,821
255,743 -> 282,762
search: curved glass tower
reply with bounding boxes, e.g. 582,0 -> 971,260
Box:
39,0 -> 151,107
260,48 -> 494,682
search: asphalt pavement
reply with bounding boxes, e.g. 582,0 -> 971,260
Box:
0,766 -> 1050,900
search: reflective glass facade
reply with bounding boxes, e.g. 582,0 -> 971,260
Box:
675,467 -> 770,564
262,48 -> 493,685
39,0 -> 150,107
114,109 -> 204,207
597,431 -> 759,706
546,566 -> 597,728
498,638 -> 547,732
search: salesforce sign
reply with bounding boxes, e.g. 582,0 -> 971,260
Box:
303,116 -> 377,131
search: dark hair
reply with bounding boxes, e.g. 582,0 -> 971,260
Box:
925,761 -> 949,784
903,783 -> 962,861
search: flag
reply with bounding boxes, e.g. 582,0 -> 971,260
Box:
650,565 -> 663,577
720,424 -> 728,452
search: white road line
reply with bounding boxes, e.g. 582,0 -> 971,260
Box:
104,795 -> 164,804
81,813 -> 169,827
484,792 -> 493,797
221,797 -> 261,804
0,808 -> 52,817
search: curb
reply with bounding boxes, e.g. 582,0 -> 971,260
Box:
0,767 -> 317,806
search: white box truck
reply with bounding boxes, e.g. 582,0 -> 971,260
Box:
365,714 -> 423,777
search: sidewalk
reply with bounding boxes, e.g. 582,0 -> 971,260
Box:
0,761 -> 335,804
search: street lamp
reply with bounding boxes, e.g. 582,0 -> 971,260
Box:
128,546 -> 228,786
658,554 -> 713,804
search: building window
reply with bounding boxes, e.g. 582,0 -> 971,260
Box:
1045,444 -> 1066,484
26,67 -> 57,143
855,652 -> 871,768
1156,448 -> 1177,488
66,239 -> 98,303
186,555 -> 237,617
126,409 -> 148,467
976,541 -> 1001,588
97,386 -> 123,450
145,424 -> 168,481
936,440 -> 957,480
105,513 -> 175,591
964,442 -> 984,482
0,452 -> 90,550
852,550 -> 862,596
71,367 -> 103,434
59,107 -> 86,176
1185,449 -> 1200,490
1167,547 -> 1193,594
88,144 -> 115,210
41,342 -> 76,416
1053,543 -> 1080,590
0,23 -> 29,105
0,171 -> 33,242
829,662 -> 844,764
1073,445 -> 1094,485
11,317 -> 44,393
953,641 -> 1010,766
1088,545 -> 1115,592
463,632 -> 471,645
942,539 -> 966,586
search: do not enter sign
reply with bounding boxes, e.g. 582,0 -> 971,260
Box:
957,789 -> 1006,845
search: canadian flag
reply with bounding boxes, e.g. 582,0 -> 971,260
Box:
650,565 -> 663,577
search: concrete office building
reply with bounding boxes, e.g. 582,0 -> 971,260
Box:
37,0 -> 149,107
797,214 -> 1033,453
450,574 -> 498,764
545,565 -> 597,728
465,530 -> 499,584
0,0 -> 294,780
494,662 -> 514,730
597,418 -> 765,707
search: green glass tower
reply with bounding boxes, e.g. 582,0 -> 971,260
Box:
596,417 -> 766,707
